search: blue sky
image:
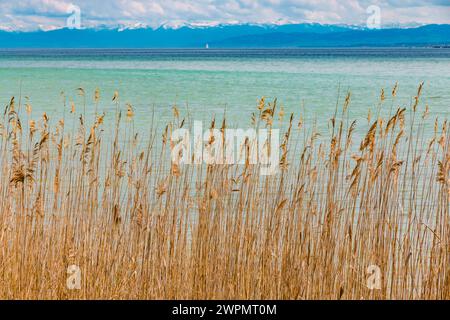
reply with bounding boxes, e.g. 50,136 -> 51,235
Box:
0,0 -> 449,31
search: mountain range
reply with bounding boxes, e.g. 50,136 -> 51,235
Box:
0,23 -> 449,48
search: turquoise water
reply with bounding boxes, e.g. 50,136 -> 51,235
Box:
0,48 -> 449,133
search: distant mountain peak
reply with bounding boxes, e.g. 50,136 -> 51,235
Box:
106,21 -> 340,32
118,23 -> 150,32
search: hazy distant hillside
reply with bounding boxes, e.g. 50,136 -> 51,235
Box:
0,24 -> 449,48
212,24 -> 450,47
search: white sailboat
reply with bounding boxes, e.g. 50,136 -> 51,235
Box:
205,43 -> 209,49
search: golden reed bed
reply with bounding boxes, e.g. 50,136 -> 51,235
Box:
0,83 -> 448,299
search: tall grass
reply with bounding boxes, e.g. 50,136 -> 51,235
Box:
0,83 -> 448,299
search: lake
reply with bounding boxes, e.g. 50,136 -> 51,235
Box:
0,48 -> 449,136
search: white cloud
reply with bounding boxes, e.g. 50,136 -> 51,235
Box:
0,0 -> 448,31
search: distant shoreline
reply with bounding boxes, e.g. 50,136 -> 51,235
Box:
0,47 -> 449,51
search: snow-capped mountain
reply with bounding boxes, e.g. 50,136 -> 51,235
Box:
0,23 -> 448,48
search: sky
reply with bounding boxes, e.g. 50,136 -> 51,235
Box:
0,0 -> 449,31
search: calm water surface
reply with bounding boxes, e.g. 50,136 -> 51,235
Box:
0,48 -> 448,134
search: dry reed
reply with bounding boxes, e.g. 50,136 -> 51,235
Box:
0,83 -> 448,300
